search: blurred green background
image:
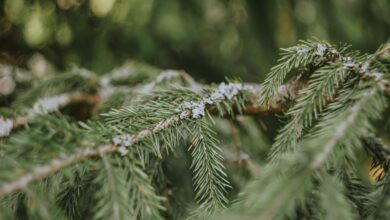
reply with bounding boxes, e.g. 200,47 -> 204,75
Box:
1,0 -> 389,82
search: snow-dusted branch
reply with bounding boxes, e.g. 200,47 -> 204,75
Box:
0,80 -> 301,196
1,68 -> 201,138
0,77 -> 304,138
0,92 -> 100,138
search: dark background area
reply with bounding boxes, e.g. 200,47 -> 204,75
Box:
1,0 -> 389,82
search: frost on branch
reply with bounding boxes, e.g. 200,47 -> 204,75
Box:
29,94 -> 70,116
315,43 -> 327,56
177,82 -> 253,119
0,117 -> 13,137
112,134 -> 132,156
178,101 -> 205,119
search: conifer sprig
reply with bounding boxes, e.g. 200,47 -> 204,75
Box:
267,42 -> 390,162
259,39 -> 342,106
189,119 -> 231,213
232,83 -> 387,220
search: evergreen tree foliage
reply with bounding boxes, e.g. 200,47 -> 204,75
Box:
1,39 -> 390,220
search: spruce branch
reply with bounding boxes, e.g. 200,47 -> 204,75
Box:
0,78 -> 311,218
269,62 -> 349,161
1,68 -> 201,138
0,78 -> 306,139
259,39 -> 342,106
1,39 -> 390,219
228,81 -> 388,219
268,42 -> 390,162
0,82 -> 254,199
188,119 -> 230,214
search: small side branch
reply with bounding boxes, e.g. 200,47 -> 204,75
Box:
0,144 -> 114,197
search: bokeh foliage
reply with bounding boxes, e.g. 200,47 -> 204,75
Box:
1,0 -> 389,81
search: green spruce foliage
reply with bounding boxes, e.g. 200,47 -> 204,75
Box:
1,39 -> 390,219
